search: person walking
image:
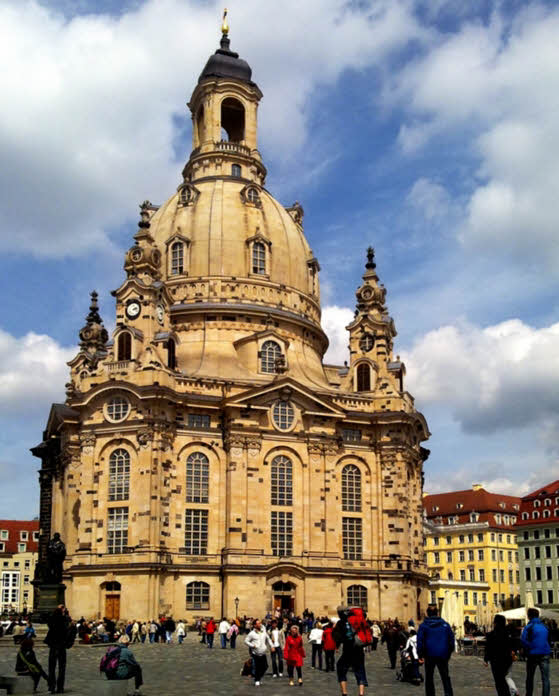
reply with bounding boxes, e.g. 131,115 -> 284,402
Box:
206,617 -> 216,648
228,620 -> 239,649
269,619 -> 285,677
131,621 -> 141,644
149,620 -> 157,644
164,616 -> 176,644
45,605 -> 71,694
371,621 -> 381,651
308,620 -> 324,670
218,617 -> 231,649
521,608 -> 551,696
245,618 -> 275,686
177,620 -> 186,644
382,621 -> 405,669
322,621 -> 337,672
284,624 -> 305,686
417,605 -> 455,696
484,614 -> 515,696
333,606 -> 368,696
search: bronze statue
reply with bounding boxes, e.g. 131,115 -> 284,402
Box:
46,533 -> 66,583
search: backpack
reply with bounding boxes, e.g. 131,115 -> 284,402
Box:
99,646 -> 121,678
348,607 -> 372,647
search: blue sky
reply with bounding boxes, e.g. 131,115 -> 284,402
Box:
2,0 -> 559,518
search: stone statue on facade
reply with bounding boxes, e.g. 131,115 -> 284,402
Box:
46,533 -> 66,583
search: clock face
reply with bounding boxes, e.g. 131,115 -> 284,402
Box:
156,304 -> 164,324
360,333 -> 375,352
126,301 -> 141,320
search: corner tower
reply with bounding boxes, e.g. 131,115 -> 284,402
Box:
32,19 -> 430,624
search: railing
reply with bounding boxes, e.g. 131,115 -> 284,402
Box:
214,140 -> 250,156
107,360 -> 132,372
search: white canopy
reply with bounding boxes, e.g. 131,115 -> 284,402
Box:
497,605 -> 559,623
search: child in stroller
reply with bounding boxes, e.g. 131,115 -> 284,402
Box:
396,629 -> 423,685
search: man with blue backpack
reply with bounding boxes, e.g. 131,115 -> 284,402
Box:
521,607 -> 551,696
417,605 -> 455,696
333,606 -> 371,696
100,635 -> 143,696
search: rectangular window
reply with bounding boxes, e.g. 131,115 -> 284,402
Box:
477,533 -> 484,542
0,543 -> 4,553
109,452 -> 130,502
479,569 -> 485,582
478,549 -> 484,561
468,534 -> 474,543
525,567 -> 531,581
459,551 -> 465,562
535,547 -> 541,559
493,593 -> 498,606
184,509 -> 208,555
107,507 -> 128,554
524,531 -> 529,540
459,535 -> 465,544
460,570 -> 465,581
524,547 -> 530,560
187,413 -> 211,429
473,592 -> 478,606
1,572 -> 20,609
534,530 -> 540,540
342,428 -> 362,443
17,543 -> 26,553
446,536 -> 452,545
468,550 -> 474,561
20,531 -> 28,541
536,567 -> 542,581
548,590 -> 554,604
498,534 -> 503,542
446,552 -> 452,562
545,529 -> 551,539
508,551 -> 513,562
342,517 -> 362,560
430,591 -> 436,605
499,569 -> 505,583
469,568 -> 475,581
499,550 -> 504,561
32,531 -> 39,542
24,560 -> 30,570
23,575 -> 29,585
546,566 -> 553,580
433,537 -> 440,546
433,552 -> 440,564
0,530 -> 8,540
492,569 -> 498,582
482,592 -> 488,604
506,535 -> 511,544
537,590 -> 543,605
545,546 -> 552,558
516,570 -> 519,583
271,511 -> 293,557
492,549 -> 497,561
509,570 -> 513,583
463,591 -> 469,606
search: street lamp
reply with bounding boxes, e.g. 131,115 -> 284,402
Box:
234,596 -> 239,617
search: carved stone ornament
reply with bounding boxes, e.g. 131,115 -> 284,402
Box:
137,428 -> 154,448
79,433 -> 96,454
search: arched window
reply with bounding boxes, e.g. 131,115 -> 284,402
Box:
247,187 -> 260,205
342,464 -> 362,512
221,97 -> 245,142
271,455 -> 293,506
186,581 -> 210,610
272,401 -> 295,431
117,332 -> 132,361
109,448 -> 130,501
231,164 -> 242,178
260,340 -> 282,373
356,363 -> 370,391
543,509 -> 550,518
167,338 -> 176,370
533,511 -> 540,519
522,512 -> 529,520
347,584 -> 367,609
448,572 -> 453,580
186,452 -> 210,503
545,498 -> 551,506
171,242 -> 184,275
252,241 -> 266,274
196,105 -> 205,144
534,500 -> 541,508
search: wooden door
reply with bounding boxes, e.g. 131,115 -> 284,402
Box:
105,594 -> 120,620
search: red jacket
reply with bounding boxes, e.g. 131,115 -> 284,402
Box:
206,620 -> 216,634
284,634 -> 305,667
322,626 -> 336,651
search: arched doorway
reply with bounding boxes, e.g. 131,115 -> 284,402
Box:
101,581 -> 121,620
272,581 -> 295,614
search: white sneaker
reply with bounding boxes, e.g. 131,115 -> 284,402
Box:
279,673 -> 283,677
255,681 -> 261,686
272,674 -> 277,678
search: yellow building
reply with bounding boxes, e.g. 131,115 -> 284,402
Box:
31,25 -> 430,622
423,485 -> 521,615
0,520 -> 39,614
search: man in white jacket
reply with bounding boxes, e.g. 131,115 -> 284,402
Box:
245,619 -> 275,686
218,618 -> 231,649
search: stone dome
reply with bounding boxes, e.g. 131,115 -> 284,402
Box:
198,35 -> 253,85
149,178 -> 322,328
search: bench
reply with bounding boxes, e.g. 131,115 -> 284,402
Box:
96,679 -> 130,695
0,676 -> 31,694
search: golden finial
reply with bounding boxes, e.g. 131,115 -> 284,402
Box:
222,8 -> 229,36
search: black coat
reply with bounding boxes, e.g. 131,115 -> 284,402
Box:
484,627 -> 514,667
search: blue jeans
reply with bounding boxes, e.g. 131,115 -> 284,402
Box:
220,634 -> 227,648
165,630 -> 172,643
207,633 -> 214,648
149,633 -> 155,643
178,634 -> 184,644
526,655 -> 550,696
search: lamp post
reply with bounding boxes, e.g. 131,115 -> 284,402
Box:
234,596 -> 239,617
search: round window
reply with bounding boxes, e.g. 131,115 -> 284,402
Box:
272,401 -> 295,431
106,396 -> 130,422
359,333 -> 375,352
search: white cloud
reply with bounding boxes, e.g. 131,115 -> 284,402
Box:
0,329 -> 74,415
402,318 -> 559,435
390,4 -> 559,267
407,177 -> 451,221
0,0 -> 427,259
322,305 -> 354,365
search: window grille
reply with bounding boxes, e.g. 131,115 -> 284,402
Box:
342,428 -> 362,443
261,341 -> 281,373
342,517 -> 362,560
271,511 -> 293,557
271,455 -> 293,506
231,164 -> 241,177
347,584 -> 367,609
171,242 -> 184,275
107,396 -> 130,422
272,401 -> 295,430
109,449 -> 130,501
247,188 -> 260,204
359,334 -> 375,352
186,452 -> 210,504
186,581 -> 209,610
342,464 -> 362,512
107,507 -> 128,554
356,363 -> 370,391
252,241 -> 266,274
187,413 -> 211,429
184,509 -> 208,555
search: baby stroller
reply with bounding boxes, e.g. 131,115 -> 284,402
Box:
396,646 -> 422,685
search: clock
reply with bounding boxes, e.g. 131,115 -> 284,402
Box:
360,333 -> 375,352
156,304 -> 164,324
125,301 -> 141,320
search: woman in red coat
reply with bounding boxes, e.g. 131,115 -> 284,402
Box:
284,624 -> 305,686
322,622 -> 337,672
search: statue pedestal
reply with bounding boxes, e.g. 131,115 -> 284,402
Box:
32,583 -> 66,623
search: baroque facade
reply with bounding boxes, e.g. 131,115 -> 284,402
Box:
32,27 -> 430,621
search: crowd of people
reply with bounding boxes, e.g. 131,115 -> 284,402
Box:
2,604 -> 554,695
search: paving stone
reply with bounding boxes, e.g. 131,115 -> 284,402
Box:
0,638 -> 555,695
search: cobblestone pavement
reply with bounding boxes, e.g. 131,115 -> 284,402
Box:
0,637 -> 556,696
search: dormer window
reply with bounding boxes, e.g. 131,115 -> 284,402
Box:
499,502 -> 505,508
260,340 -> 283,374
456,503 -> 463,510
533,511 -> 540,519
470,512 -> 479,522
545,498 -> 551,506
247,188 -> 260,205
252,241 -> 266,275
432,506 -> 439,513
522,512 -> 529,520
171,242 -> 184,275
543,509 -> 551,518
495,514 -> 501,524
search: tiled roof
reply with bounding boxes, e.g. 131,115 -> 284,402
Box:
423,487 -> 521,530
516,480 -> 559,527
0,520 -> 39,554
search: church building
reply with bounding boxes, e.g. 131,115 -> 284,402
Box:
32,23 -> 430,622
